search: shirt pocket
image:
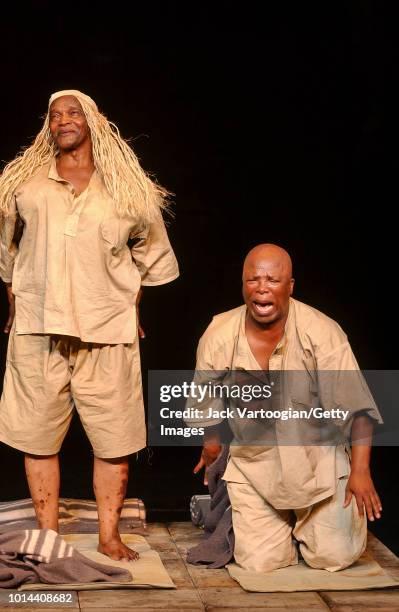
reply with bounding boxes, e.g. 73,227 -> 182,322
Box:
100,217 -> 134,254
99,217 -> 141,293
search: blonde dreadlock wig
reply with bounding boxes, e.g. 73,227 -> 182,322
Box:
0,89 -> 169,222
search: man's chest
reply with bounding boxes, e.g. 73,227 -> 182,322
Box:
245,334 -> 280,370
57,168 -> 93,196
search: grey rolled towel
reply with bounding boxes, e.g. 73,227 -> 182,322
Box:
190,495 -> 211,527
0,497 -> 146,534
0,528 -> 132,588
187,445 -> 234,569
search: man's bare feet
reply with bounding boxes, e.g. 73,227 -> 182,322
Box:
98,536 -> 139,561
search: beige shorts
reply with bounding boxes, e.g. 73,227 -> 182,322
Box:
0,322 -> 146,458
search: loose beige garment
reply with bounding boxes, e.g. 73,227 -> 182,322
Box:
186,298 -> 383,509
0,158 -> 179,343
0,319 -> 146,457
227,471 -> 367,572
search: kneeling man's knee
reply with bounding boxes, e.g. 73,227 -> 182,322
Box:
300,527 -> 367,572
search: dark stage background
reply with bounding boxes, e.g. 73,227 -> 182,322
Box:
0,2 -> 398,554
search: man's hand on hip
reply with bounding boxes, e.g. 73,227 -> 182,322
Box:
4,283 -> 15,334
136,288 -> 145,339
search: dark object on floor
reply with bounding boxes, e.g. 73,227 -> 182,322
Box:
190,494 -> 211,527
187,446 -> 234,569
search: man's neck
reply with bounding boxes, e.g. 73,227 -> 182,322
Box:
57,141 -> 94,170
245,310 -> 288,344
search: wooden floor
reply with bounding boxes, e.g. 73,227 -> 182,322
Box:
2,522 -> 399,611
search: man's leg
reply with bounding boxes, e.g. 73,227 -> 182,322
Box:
93,455 -> 139,561
25,453 -> 60,531
294,475 -> 367,571
1,330 -> 72,534
227,481 -> 297,572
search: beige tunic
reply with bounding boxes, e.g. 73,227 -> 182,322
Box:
188,299 -> 382,509
0,159 -> 179,343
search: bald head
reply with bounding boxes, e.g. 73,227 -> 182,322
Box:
243,244 -> 293,278
242,243 -> 294,327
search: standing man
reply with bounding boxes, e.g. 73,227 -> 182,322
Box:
0,90 -> 179,561
190,244 -> 382,572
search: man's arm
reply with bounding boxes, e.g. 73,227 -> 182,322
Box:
343,414 -> 382,521
315,328 -> 383,520
4,282 -> 15,333
130,212 -> 178,340
130,210 -> 179,287
135,287 -> 145,339
193,424 -> 222,486
188,329 -> 224,485
0,206 -> 19,333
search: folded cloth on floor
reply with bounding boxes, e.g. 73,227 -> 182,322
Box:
0,498 -> 146,534
187,445 -> 234,569
0,529 -> 132,588
18,533 -> 176,591
227,551 -> 399,591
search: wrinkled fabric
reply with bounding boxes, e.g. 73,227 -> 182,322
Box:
0,529 -> 131,588
228,474 -> 366,573
187,446 -> 234,568
0,319 -> 145,458
186,299 -> 383,508
0,158 -> 179,343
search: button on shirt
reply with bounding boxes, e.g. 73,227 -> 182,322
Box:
0,159 -> 179,343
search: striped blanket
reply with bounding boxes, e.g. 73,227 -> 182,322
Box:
0,498 -> 146,535
0,528 -> 132,587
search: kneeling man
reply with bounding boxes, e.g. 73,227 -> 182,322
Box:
188,243 -> 382,573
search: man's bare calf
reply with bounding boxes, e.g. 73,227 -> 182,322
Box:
25,453 -> 139,562
94,455 -> 139,562
25,453 -> 60,532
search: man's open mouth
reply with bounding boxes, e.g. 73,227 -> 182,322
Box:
253,301 -> 274,315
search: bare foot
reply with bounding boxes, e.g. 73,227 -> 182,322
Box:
98,537 -> 139,561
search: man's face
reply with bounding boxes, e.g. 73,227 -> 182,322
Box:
242,256 -> 294,326
49,96 -> 90,151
